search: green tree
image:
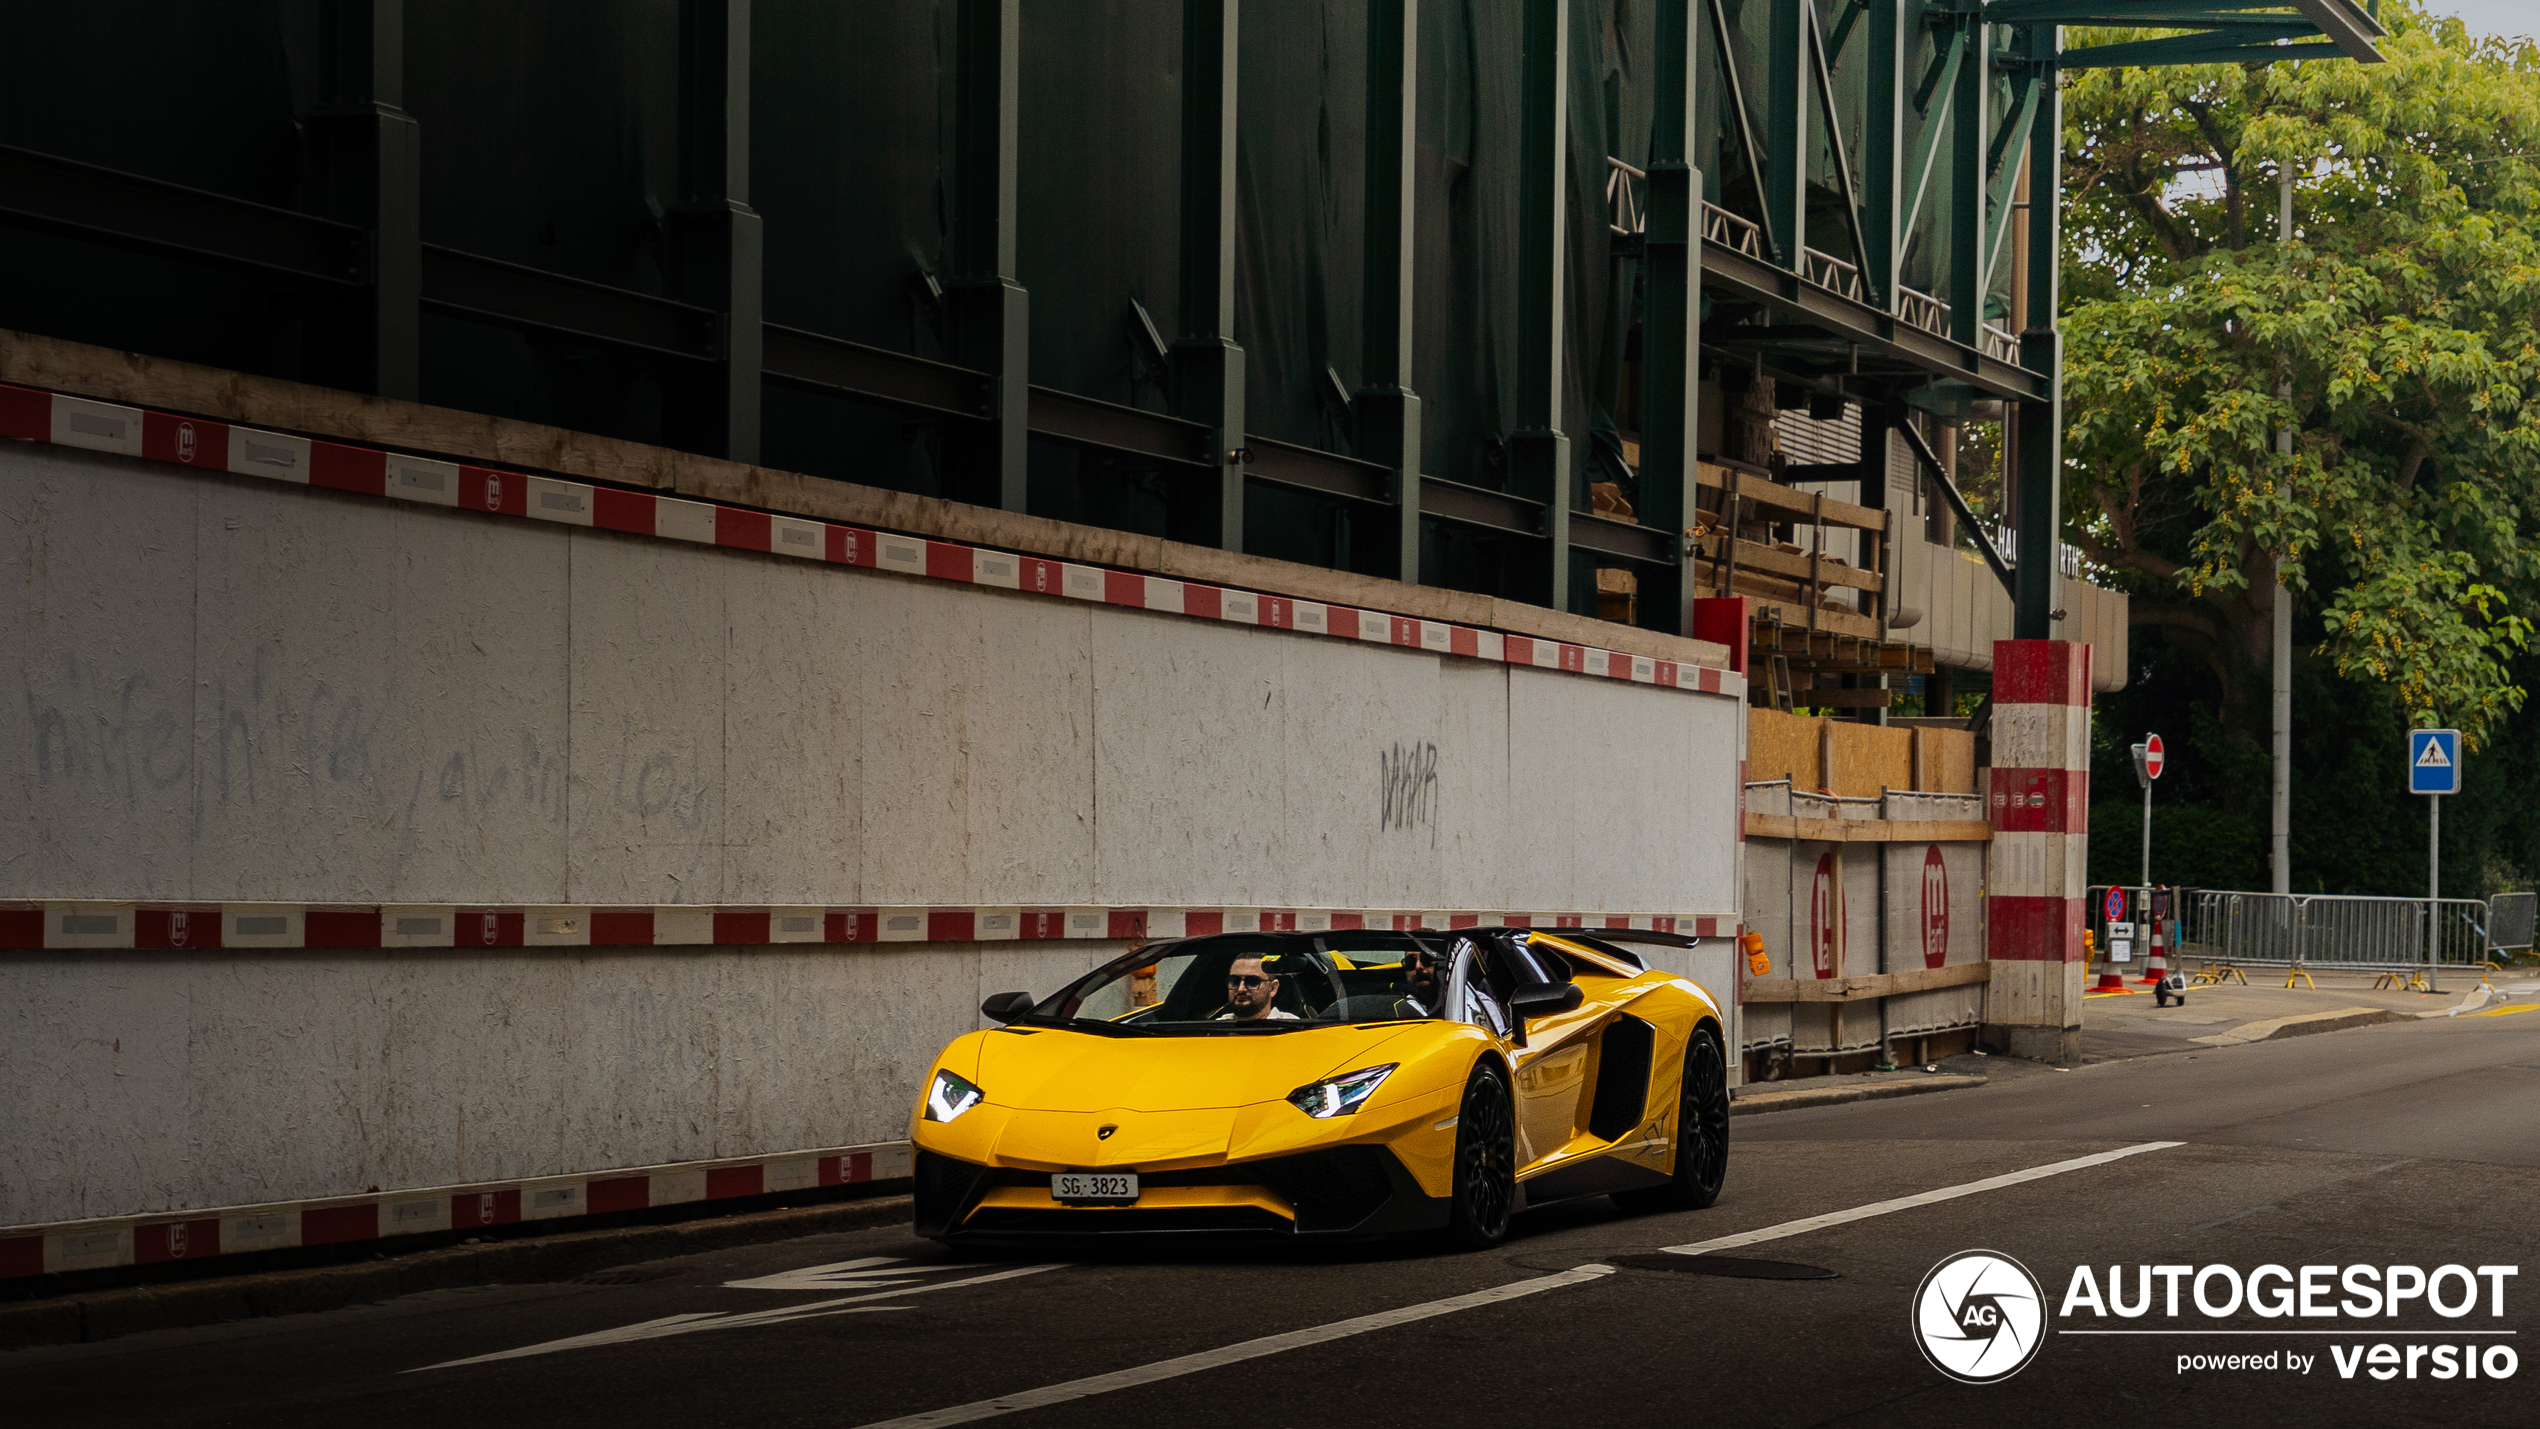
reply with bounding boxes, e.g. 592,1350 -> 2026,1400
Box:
2060,7 -> 2540,749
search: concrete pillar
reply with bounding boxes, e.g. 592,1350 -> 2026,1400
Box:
1983,638 -> 2092,1063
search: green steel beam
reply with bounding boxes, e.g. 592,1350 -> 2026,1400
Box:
1899,25 -> 1962,267
1704,0 -> 1779,260
947,0 -> 1030,513
2057,32 -> 2336,67
1358,0 -> 1422,584
1807,0 -> 1881,304
669,0 -> 763,463
1864,0 -> 1906,313
1764,0 -> 1809,269
2013,21 -> 2063,639
1641,0 -> 1703,636
1513,0 -> 1573,611
1977,61 -> 2039,305
2287,0 -> 2389,62
1175,0 -> 1246,552
1826,0 -> 1868,64
309,0 -> 419,401
1947,14 -> 1986,348
1991,0 -> 2321,21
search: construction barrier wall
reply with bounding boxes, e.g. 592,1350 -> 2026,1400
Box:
1,423 -> 1747,1232
1737,707 -> 1989,1070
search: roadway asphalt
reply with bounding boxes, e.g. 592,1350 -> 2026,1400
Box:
7,1007 -> 2537,1429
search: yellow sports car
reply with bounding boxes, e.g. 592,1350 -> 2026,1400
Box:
911,928 -> 1729,1248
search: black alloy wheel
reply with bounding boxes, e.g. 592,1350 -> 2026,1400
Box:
1615,1027 -> 1730,1213
1445,1061 -> 1516,1249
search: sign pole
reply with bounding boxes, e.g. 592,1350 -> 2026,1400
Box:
2428,793 -> 2440,993
2408,728 -> 2459,994
2133,736 -> 2163,979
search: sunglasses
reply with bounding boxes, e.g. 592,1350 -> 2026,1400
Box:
1401,953 -> 1436,968
1225,974 -> 1271,988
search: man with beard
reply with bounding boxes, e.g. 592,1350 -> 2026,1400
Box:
1394,944 -> 1444,1016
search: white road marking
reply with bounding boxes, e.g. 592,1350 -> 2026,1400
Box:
851,1265 -> 1618,1428
411,1263 -> 1066,1372
1663,1140 -> 2184,1255
725,1256 -> 930,1291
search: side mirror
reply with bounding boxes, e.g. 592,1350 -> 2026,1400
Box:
981,991 -> 1036,1024
1509,981 -> 1584,1020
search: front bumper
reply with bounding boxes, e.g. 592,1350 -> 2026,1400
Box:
915,1144 -> 1446,1240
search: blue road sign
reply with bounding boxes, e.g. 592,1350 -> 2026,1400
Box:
2409,729 -> 2462,796
2104,887 -> 2126,922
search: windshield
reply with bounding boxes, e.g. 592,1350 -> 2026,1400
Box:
1029,932 -> 1456,1034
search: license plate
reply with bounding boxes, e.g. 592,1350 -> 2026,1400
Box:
1051,1171 -> 1138,1204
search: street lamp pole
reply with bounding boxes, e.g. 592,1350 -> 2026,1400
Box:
2271,163 -> 2294,897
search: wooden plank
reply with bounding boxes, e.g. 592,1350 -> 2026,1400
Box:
1745,961 -> 1992,1004
1726,595 -> 1882,640
1792,687 -> 1893,709
1698,460 -> 1885,531
1705,535 -> 1884,591
1743,814 -> 1993,843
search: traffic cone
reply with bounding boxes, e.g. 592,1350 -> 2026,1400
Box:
2137,914 -> 2168,985
2090,930 -> 2125,990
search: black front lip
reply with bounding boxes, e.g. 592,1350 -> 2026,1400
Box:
914,1144 -> 1446,1239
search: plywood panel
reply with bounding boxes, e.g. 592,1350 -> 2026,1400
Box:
1747,707 -> 1821,789
1825,721 -> 1912,797
1922,726 -> 1977,793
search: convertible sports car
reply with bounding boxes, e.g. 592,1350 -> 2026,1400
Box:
911,928 -> 1729,1248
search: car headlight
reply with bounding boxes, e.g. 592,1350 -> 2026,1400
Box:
1287,1063 -> 1398,1118
925,1068 -> 986,1124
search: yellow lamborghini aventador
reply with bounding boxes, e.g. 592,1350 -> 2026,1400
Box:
911,928 -> 1729,1248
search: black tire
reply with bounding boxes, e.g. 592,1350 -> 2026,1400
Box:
1444,1061 -> 1517,1249
1614,1027 -> 1729,1214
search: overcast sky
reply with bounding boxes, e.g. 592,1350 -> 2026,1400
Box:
2428,0 -> 2536,40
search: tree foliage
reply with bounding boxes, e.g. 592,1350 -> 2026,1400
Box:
2060,7 -> 2540,747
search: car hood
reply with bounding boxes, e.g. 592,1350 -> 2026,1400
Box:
975,1022 -> 1419,1113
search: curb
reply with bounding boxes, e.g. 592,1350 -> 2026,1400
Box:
0,1191 -> 913,1353
1731,1073 -> 1987,1117
2190,1007 -> 2413,1047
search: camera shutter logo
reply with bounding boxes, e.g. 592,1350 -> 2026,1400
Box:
1913,1250 -> 2047,1383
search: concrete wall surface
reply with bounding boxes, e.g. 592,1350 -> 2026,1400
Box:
3,445 -> 1741,915
0,940 -> 1111,1227
2,444 -> 1746,1226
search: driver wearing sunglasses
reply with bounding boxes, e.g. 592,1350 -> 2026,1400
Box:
1401,947 -> 1447,1010
1216,955 -> 1299,1021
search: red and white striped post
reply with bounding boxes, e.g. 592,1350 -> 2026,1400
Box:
1984,639 -> 2093,1063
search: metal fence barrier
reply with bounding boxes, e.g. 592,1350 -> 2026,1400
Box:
2172,891 -> 2501,977
2489,892 -> 2537,952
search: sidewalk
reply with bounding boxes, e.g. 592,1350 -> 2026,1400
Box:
2078,969 -> 2532,1063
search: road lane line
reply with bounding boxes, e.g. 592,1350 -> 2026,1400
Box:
412,1263 -> 1066,1371
1663,1140 -> 2184,1256
851,1264 -> 1618,1428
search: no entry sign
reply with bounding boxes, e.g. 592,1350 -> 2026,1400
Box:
2142,734 -> 2165,780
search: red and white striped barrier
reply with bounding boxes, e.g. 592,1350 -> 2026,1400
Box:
0,1140 -> 910,1282
0,382 -> 1743,700
0,903 -> 1730,951
1986,641 -> 2094,1044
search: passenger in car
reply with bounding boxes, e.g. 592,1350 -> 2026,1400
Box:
1218,956 -> 1300,1021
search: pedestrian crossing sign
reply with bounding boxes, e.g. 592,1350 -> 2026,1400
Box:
2409,729 -> 2462,795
